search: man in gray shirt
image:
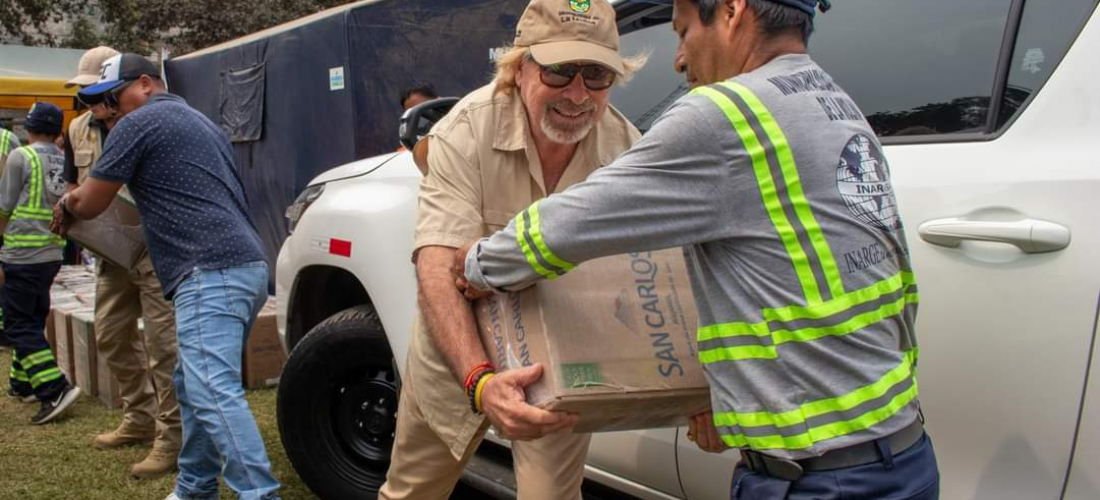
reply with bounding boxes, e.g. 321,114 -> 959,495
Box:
459,0 -> 939,498
0,102 -> 81,425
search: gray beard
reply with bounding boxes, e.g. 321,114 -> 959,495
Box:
540,113 -> 594,145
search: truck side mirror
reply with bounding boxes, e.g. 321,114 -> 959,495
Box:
399,97 -> 459,151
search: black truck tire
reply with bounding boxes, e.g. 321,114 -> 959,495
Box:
277,305 -> 399,500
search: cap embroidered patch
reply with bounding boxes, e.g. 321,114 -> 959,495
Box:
570,0 -> 591,13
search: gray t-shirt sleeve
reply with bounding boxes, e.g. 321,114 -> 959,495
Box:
466,94 -> 749,291
0,150 -> 26,216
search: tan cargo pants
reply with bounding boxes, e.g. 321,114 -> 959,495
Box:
95,254 -> 181,450
379,375 -> 591,500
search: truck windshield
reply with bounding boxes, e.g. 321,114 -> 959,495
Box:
610,25 -> 684,134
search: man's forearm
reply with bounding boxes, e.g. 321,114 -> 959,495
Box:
63,177 -> 122,220
417,246 -> 491,385
64,187 -> 98,220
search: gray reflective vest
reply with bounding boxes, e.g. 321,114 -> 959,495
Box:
688,80 -> 918,455
0,129 -> 12,157
3,146 -> 65,249
0,128 -> 16,174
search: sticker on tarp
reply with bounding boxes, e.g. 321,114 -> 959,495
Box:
329,67 -> 345,91
562,363 -> 602,389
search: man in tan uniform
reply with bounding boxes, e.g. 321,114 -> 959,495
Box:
64,46 -> 181,479
378,0 -> 644,498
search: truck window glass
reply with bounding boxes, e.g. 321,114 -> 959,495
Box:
996,0 -> 1099,129
610,26 -> 686,134
810,0 -> 1013,137
612,0 -> 1016,138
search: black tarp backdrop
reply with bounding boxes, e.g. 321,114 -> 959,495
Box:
164,0 -> 526,283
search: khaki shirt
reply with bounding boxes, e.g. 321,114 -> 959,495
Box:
409,83 -> 640,459
69,111 -> 135,205
69,111 -> 103,185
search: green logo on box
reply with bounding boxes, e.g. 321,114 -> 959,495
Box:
570,0 -> 591,13
562,363 -> 602,389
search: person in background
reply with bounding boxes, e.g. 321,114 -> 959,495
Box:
400,81 -> 439,111
0,119 -> 17,350
1,102 -> 82,424
397,81 -> 440,156
1,120 -> 21,175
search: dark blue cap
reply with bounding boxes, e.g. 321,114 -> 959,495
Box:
632,0 -> 830,16
24,102 -> 63,135
770,0 -> 831,16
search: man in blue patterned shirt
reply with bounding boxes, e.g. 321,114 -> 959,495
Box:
55,53 -> 281,500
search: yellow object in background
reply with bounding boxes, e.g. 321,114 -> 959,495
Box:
1,45 -> 87,135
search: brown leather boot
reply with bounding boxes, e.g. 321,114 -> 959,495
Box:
130,445 -> 179,479
93,425 -> 155,450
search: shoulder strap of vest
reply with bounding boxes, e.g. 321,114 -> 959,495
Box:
14,145 -> 44,211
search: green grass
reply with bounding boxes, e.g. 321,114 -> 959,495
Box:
0,350 -> 316,500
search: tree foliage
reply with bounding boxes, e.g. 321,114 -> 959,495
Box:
61,16 -> 102,50
4,0 -> 352,55
0,0 -> 83,45
143,0 -> 352,54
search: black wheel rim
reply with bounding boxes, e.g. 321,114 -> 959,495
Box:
332,365 -> 399,466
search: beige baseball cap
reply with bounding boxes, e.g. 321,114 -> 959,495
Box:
514,0 -> 624,74
65,46 -> 121,88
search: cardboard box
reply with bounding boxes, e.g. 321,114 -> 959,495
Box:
474,249 -> 711,433
66,195 -> 146,269
242,298 -> 286,389
45,309 -> 56,353
52,306 -> 91,381
70,310 -> 98,397
47,295 -> 81,351
51,309 -> 71,380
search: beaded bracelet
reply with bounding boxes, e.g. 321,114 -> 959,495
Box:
463,362 -> 494,392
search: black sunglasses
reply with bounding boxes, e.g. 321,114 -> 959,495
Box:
537,63 -> 616,91
76,90 -> 105,108
104,80 -> 135,107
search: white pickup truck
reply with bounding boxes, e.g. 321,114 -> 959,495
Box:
274,1 -> 1100,498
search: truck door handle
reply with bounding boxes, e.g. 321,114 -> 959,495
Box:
917,218 -> 1071,253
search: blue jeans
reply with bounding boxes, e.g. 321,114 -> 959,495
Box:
731,433 -> 939,500
171,262 -> 280,500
